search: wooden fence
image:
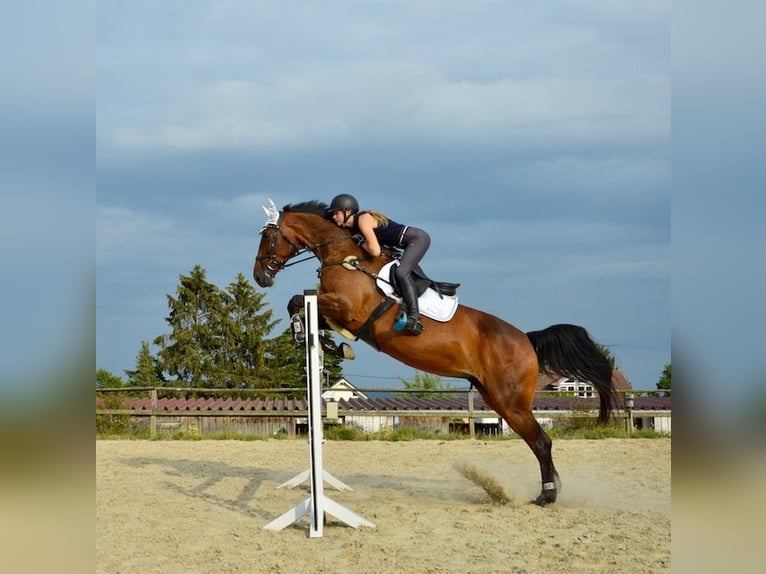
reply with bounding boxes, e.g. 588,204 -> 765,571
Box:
96,387 -> 670,438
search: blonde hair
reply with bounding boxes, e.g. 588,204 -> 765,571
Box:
366,210 -> 389,226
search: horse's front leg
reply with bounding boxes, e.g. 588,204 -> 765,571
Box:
288,294 -> 333,330
287,294 -> 356,360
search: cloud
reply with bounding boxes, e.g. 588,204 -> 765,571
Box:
99,69 -> 668,158
97,207 -> 183,266
95,1 -> 670,393
97,2 -> 669,160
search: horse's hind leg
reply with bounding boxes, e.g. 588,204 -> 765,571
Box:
496,406 -> 560,506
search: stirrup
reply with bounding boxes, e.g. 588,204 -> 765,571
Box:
393,311 -> 423,335
405,316 -> 424,335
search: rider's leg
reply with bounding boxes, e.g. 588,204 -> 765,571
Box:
395,272 -> 424,334
394,227 -> 430,335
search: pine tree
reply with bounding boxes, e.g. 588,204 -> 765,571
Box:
262,328 -> 308,393
596,343 -> 617,370
154,265 -> 226,386
656,363 -> 671,397
218,273 -> 280,387
125,341 -> 163,386
151,265 -> 350,390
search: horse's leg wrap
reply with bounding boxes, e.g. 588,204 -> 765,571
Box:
287,293 -> 335,331
290,312 -> 354,359
289,313 -> 305,344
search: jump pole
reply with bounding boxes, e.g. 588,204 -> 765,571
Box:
263,289 -> 375,537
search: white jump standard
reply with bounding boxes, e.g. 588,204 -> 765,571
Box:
263,289 -> 375,537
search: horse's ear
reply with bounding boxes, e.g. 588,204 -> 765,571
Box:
262,198 -> 279,225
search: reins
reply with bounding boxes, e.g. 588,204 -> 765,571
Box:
257,222 -> 359,274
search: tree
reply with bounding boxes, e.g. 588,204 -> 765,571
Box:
216,272 -> 280,387
153,267 -> 281,388
96,368 -> 124,388
256,328 -> 348,394
596,343 -> 617,370
397,371 -> 453,398
149,265 -> 354,390
656,363 -> 671,397
154,265 -> 224,386
124,341 -> 164,386
259,328 -> 309,392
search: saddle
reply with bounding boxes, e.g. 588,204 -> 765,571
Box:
388,263 -> 460,299
356,260 -> 461,349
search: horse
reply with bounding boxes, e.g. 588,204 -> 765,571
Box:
253,200 -> 616,506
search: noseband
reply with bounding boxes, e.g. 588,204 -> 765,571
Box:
255,223 -> 309,276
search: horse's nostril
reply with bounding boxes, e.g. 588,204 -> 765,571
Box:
255,272 -> 274,288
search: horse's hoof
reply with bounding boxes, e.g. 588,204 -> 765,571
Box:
531,479 -> 559,506
319,336 -> 356,360
531,491 -> 557,506
338,343 -> 355,360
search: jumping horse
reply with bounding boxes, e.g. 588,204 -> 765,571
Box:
253,200 -> 616,506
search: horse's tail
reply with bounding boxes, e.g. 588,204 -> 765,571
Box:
526,324 -> 616,424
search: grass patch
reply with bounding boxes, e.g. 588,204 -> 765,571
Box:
96,420 -> 669,441
324,425 -> 366,440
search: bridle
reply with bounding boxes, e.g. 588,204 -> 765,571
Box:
255,222 -> 313,277
256,218 -> 356,278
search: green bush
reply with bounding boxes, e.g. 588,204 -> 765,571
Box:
324,424 -> 365,441
95,393 -> 131,435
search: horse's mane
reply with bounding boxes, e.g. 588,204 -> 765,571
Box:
283,200 -> 329,218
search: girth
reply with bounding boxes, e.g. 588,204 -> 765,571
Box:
351,298 -> 396,350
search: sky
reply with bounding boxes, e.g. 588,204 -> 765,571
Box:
96,1 -> 671,392
1,2 -> 763,568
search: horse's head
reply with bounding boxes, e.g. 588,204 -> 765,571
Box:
253,200 -> 298,287
253,199 -> 350,287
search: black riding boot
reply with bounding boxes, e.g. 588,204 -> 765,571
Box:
396,274 -> 424,335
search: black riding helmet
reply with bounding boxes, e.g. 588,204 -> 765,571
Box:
325,193 -> 359,218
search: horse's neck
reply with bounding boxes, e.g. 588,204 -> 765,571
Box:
290,216 -> 338,248
290,214 -> 394,270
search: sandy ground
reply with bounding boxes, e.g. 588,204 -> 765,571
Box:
96,438 -> 670,573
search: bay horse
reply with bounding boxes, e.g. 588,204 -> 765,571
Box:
253,200 -> 615,506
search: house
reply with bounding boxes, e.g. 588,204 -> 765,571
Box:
534,369 -> 670,434
536,369 -> 633,396
321,377 -> 368,402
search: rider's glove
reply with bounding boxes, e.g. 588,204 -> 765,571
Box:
351,233 -> 365,247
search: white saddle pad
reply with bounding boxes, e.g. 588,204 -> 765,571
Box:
376,261 -> 459,322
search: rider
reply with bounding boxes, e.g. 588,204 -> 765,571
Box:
325,193 -> 430,335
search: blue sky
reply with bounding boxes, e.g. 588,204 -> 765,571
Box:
96,1 -> 671,391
